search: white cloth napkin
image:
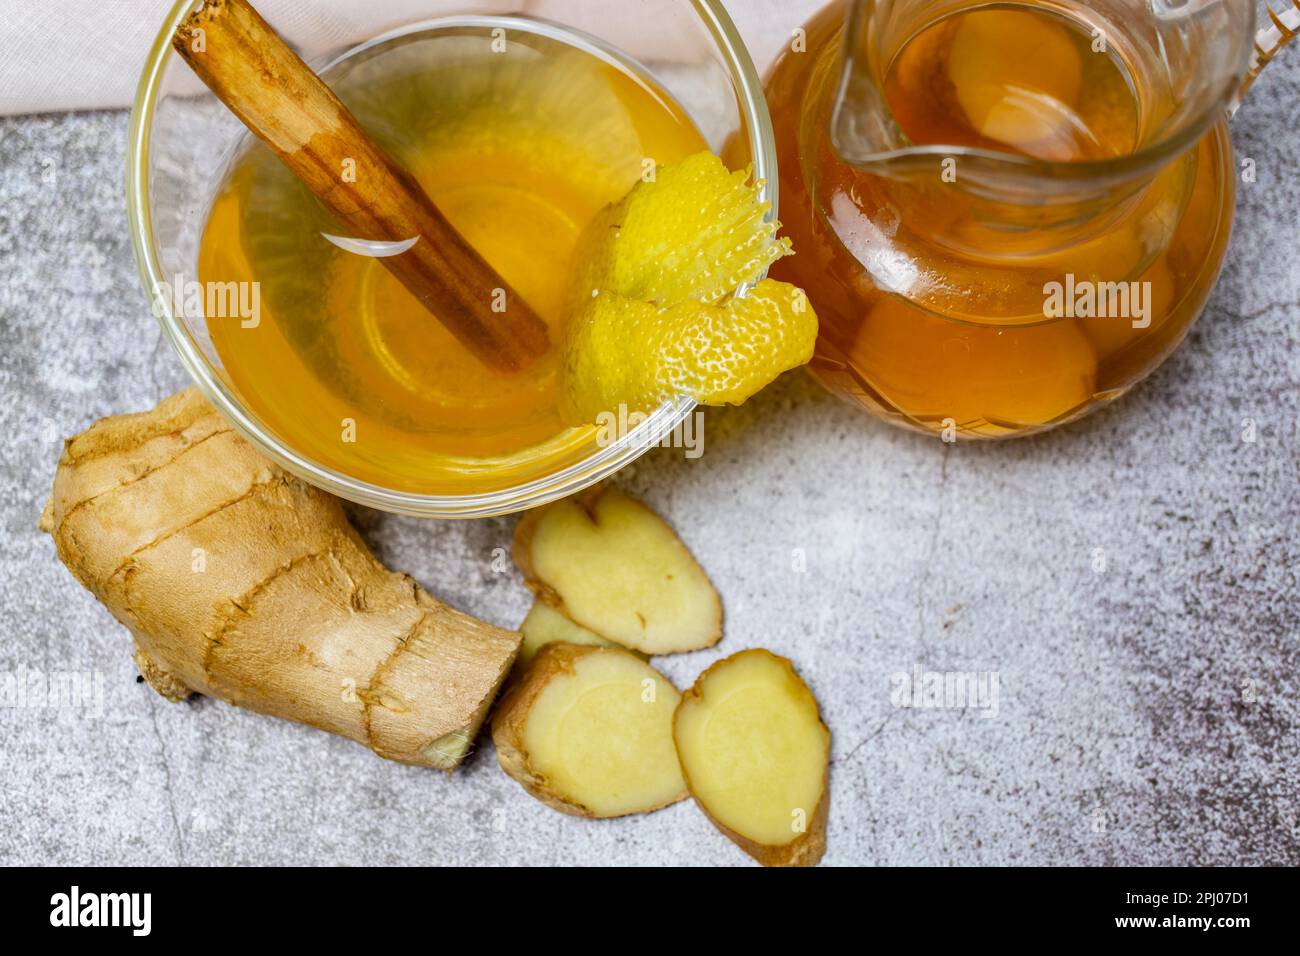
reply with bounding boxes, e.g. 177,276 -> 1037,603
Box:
0,0 -> 823,115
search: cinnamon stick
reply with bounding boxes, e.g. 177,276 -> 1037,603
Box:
172,0 -> 550,373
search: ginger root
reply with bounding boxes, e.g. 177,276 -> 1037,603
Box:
674,649 -> 831,867
492,644 -> 686,817
516,601 -> 634,671
513,486 -> 722,655
40,389 -> 520,770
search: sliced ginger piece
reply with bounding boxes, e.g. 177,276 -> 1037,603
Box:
851,294 -> 1096,432
492,644 -> 687,817
674,649 -> 831,867
516,601 -> 633,671
948,9 -> 1084,161
514,486 -> 722,655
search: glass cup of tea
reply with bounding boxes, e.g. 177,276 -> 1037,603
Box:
129,0 -> 778,516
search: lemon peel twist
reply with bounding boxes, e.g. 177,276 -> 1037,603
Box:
561,152 -> 817,424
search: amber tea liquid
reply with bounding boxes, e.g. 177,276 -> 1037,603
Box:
767,1 -> 1236,437
199,19 -> 706,492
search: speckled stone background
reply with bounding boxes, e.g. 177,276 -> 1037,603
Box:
1,2 -> 1297,866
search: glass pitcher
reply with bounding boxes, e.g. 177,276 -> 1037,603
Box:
766,0 -> 1293,439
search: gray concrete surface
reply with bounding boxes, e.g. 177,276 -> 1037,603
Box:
1,10 -> 1297,867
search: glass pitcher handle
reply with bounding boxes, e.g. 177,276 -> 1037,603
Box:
1232,1 -> 1300,113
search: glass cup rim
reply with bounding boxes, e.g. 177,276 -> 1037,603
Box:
127,0 -> 778,519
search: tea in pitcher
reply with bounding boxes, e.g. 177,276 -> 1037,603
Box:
767,0 -> 1241,438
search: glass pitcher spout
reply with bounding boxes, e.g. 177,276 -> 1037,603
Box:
830,0 -> 1257,216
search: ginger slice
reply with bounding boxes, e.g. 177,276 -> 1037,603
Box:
516,601 -> 634,671
852,294 -> 1096,433
948,9 -> 1084,161
674,649 -> 831,867
492,644 -> 687,817
513,486 -> 722,655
